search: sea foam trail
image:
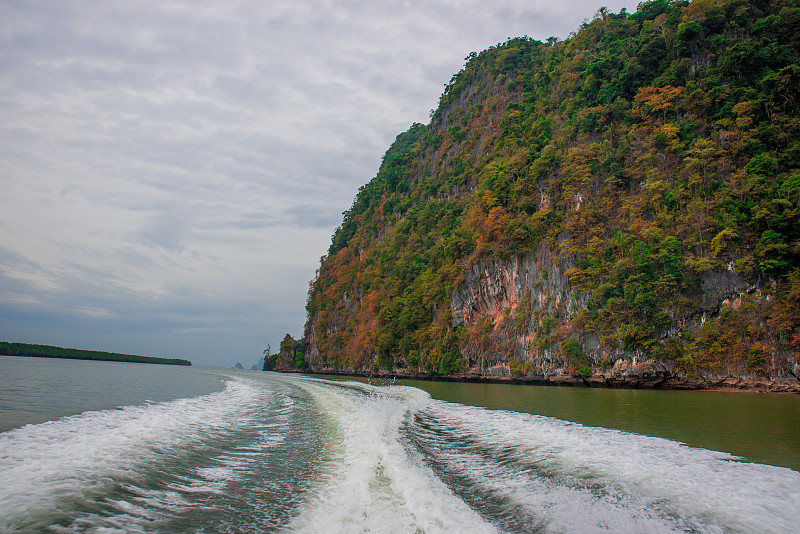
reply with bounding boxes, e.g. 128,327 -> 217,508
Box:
407,400 -> 800,534
4,372 -> 799,533
281,377 -> 498,534
276,376 -> 800,534
0,376 -> 274,533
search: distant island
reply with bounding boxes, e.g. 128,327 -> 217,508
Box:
0,341 -> 191,366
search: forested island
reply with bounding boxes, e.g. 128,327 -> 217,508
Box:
270,0 -> 800,392
0,342 -> 192,366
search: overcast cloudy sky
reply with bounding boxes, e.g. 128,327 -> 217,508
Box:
1,0 -> 637,368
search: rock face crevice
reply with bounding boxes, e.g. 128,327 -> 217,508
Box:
444,243 -> 798,386
450,244 -> 584,368
452,248 -> 578,327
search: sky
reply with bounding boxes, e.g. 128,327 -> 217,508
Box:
0,0 -> 638,368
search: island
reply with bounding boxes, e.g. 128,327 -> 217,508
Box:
0,341 -> 191,366
269,0 -> 800,394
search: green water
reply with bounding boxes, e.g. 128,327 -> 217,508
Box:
0,356 -> 224,432
348,377 -> 800,472
3,361 -> 800,532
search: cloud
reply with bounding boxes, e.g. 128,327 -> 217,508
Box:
0,0 -> 638,367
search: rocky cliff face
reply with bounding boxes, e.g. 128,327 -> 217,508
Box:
274,334 -> 302,372
447,243 -> 799,388
450,243 -> 582,371
305,228 -> 798,388
301,0 -> 800,390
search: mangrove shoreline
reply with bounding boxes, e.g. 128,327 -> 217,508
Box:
0,341 -> 191,366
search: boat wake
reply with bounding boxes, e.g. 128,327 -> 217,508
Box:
1,373 -> 798,533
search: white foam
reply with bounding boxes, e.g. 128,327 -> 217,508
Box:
0,377 -> 266,532
279,377 -> 498,533
6,371 -> 798,533
417,401 -> 800,533
272,376 -> 800,534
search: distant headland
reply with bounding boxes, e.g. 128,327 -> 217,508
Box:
0,341 -> 191,366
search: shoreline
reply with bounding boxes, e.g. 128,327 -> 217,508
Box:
278,368 -> 800,394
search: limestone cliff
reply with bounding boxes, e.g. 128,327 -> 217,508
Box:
274,334 -> 304,372
300,0 -> 800,391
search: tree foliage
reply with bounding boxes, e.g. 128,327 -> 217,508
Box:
305,0 -> 800,378
0,341 -> 191,366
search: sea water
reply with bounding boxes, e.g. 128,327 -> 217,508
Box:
1,356 -> 799,533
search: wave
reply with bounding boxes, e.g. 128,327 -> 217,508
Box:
283,376 -> 800,534
0,374 -> 311,533
407,401 -> 800,533
284,378 -> 496,533
1,373 -> 798,533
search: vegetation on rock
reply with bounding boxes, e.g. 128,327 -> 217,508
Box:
265,334 -> 306,371
302,0 -> 800,382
